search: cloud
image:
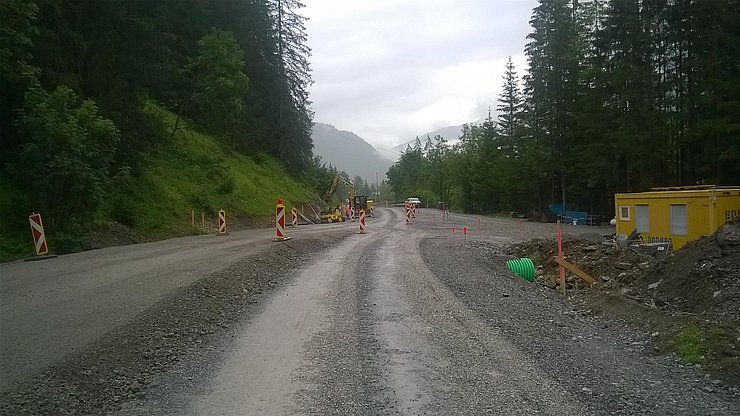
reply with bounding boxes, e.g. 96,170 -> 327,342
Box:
304,0 -> 537,148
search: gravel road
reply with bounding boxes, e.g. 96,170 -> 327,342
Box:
2,207 -> 738,414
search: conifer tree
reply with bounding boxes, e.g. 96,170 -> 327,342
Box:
496,56 -> 523,138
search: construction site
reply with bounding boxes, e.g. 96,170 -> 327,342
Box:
2,187 -> 740,414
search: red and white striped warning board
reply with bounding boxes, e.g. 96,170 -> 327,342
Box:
218,210 -> 227,234
358,209 -> 366,234
291,207 -> 298,226
28,213 -> 48,255
276,201 -> 285,238
275,199 -> 290,241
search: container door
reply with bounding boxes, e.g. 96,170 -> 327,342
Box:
635,205 -> 650,234
670,204 -> 688,236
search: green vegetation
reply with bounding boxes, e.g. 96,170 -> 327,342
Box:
0,103 -> 316,261
671,322 -> 740,377
0,0 -> 329,261
387,0 -> 740,215
676,325 -> 705,364
120,104 -> 314,237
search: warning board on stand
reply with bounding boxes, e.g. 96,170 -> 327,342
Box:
29,213 -> 48,256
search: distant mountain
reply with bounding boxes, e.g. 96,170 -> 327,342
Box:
311,123 -> 394,183
391,125 -> 464,154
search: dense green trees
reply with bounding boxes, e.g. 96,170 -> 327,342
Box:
269,0 -> 314,172
171,29 -> 249,140
0,0 -> 316,249
387,0 -> 740,217
1,0 -> 316,165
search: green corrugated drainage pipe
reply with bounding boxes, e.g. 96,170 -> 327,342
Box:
506,258 -> 535,282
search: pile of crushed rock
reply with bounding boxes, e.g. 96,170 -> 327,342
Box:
638,217 -> 740,322
508,217 -> 740,324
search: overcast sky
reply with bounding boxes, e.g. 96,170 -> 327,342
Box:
303,0 -> 538,149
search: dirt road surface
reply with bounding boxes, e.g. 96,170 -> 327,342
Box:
1,208 -> 738,415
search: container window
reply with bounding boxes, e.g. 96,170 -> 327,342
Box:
635,205 -> 649,233
670,204 -> 688,236
619,205 -> 630,221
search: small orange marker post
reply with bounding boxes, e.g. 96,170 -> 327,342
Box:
557,220 -> 565,296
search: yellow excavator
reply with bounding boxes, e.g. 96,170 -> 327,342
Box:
320,174 -> 354,223
320,174 -> 374,221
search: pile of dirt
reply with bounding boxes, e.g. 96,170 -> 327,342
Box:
638,217 -> 740,323
506,236 -> 656,291
508,219 -> 740,324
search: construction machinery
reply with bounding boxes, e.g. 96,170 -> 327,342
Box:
319,205 -> 344,223
353,195 -> 368,213
322,174 -> 355,203
320,173 -> 376,220
320,174 -> 354,223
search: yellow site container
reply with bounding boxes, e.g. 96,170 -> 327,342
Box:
614,186 -> 740,250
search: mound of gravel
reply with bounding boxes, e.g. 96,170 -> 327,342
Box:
508,218 -> 740,325
639,217 -> 740,322
506,236 -> 656,291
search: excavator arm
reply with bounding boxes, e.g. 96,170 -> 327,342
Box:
322,174 -> 355,203
322,175 -> 341,202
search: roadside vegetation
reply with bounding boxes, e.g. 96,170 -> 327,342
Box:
0,0 -> 335,261
676,325 -> 705,365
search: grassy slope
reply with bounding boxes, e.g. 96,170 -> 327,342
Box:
0,103 -> 315,261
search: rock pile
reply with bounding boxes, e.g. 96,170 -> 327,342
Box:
638,217 -> 740,323
508,218 -> 740,324
506,236 -> 655,292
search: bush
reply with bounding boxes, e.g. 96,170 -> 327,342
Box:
16,85 -> 121,233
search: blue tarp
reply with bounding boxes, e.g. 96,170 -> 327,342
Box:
548,203 -> 565,215
564,211 -> 588,225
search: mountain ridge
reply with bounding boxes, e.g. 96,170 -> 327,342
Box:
311,123 -> 394,183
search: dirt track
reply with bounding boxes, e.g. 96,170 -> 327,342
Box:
1,208 -> 738,414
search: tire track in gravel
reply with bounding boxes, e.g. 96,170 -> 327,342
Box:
294,208 -> 404,415
295,207 -> 588,414
188,237 -> 369,415
366,229 -> 587,415
0,225 -> 351,391
154,207 -> 402,415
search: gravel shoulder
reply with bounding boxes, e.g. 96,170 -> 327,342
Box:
420,236 -> 740,415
